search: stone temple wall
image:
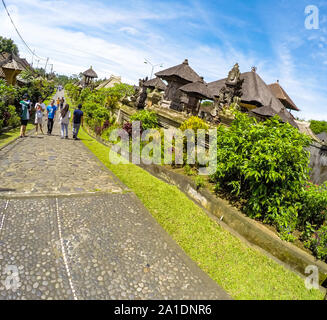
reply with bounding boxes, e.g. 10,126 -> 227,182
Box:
309,142 -> 327,184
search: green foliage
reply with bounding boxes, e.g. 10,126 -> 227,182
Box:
305,225 -> 327,262
201,100 -> 213,107
195,176 -> 205,190
310,120 -> 327,135
65,82 -> 135,130
130,110 -> 159,130
6,105 -> 20,127
101,123 -> 121,141
180,116 -> 209,132
0,36 -> 19,55
298,183 -> 327,229
210,112 -> 311,239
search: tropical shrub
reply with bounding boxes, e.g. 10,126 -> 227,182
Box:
180,116 -> 209,132
298,182 -> 327,229
7,105 -> 20,127
310,120 -> 327,135
210,111 -> 312,240
101,123 -> 121,141
305,225 -> 327,262
130,110 -> 159,130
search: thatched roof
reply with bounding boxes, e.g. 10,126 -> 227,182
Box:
0,52 -> 24,71
251,105 -> 298,129
155,59 -> 202,83
83,66 -> 98,78
143,77 -> 167,91
268,82 -> 300,111
208,70 -> 298,128
208,72 -> 282,108
96,75 -> 122,89
179,78 -> 212,99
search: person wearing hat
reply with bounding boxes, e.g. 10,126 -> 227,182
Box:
19,94 -> 31,138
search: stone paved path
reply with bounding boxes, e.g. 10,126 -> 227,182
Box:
0,92 -> 230,300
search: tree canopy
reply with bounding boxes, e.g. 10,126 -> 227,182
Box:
0,36 -> 19,55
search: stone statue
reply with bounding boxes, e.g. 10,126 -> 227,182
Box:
226,63 -> 241,86
147,87 -> 163,107
130,77 -> 149,109
211,63 -> 244,124
136,78 -> 148,109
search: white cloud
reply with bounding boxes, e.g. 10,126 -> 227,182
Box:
119,27 -> 139,35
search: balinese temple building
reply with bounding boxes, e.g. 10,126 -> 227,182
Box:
207,65 -> 299,128
147,59 -> 300,129
179,77 -> 212,115
81,66 -> 98,88
0,52 -> 25,86
143,77 -> 167,92
268,81 -> 300,112
155,59 -> 202,112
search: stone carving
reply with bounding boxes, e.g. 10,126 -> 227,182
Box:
226,63 -> 241,86
131,77 -> 148,109
213,63 -> 244,123
147,87 -> 163,107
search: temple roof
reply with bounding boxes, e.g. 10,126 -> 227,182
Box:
268,82 -> 300,111
251,105 -> 298,129
96,75 -> 122,89
83,66 -> 98,78
0,52 -> 25,71
179,77 -> 212,99
208,70 -> 298,128
0,52 -> 26,82
155,59 -> 202,83
143,77 -> 167,91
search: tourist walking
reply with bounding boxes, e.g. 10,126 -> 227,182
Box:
46,100 -> 57,135
19,94 -> 31,138
72,104 -> 84,140
59,104 -> 71,139
34,98 -> 46,135
56,97 -> 61,109
59,97 -> 65,111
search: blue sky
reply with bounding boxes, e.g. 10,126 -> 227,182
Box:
1,0 -> 327,120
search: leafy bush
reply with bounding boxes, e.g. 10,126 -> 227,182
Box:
195,176 -> 205,190
310,120 -> 327,135
130,110 -> 159,130
7,105 -> 20,127
305,225 -> 327,262
298,183 -> 327,229
101,123 -> 121,141
180,116 -> 209,132
210,112 -> 311,240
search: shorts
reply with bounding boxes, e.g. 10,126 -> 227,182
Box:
21,119 -> 28,126
35,116 -> 43,125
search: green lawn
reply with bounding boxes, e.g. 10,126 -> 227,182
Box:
78,126 -> 325,300
0,124 -> 34,148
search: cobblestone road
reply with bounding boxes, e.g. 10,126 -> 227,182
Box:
0,92 -> 230,300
